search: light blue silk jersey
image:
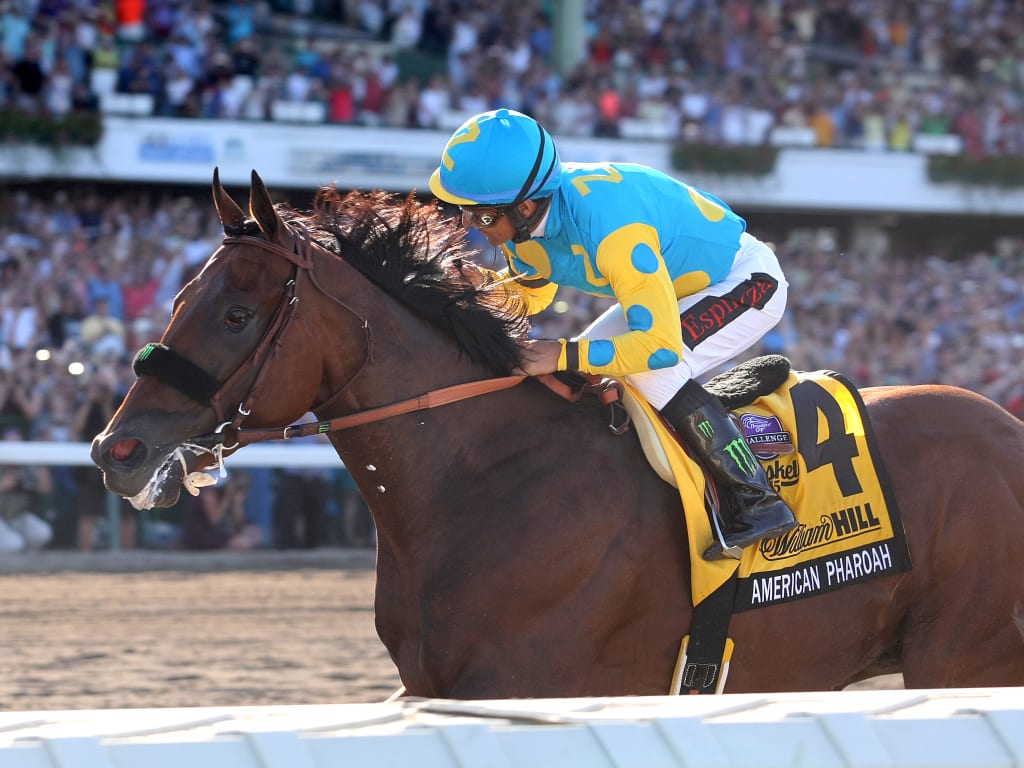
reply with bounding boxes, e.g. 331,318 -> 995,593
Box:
500,161 -> 748,376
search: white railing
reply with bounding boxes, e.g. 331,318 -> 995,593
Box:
0,441 -> 341,468
0,441 -> 344,549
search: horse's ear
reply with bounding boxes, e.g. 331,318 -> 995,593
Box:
249,169 -> 285,243
211,167 -> 247,232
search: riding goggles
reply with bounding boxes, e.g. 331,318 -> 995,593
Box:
460,206 -> 507,228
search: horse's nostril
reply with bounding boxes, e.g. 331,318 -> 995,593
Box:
109,438 -> 140,462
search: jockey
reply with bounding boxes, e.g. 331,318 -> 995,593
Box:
429,108 -> 796,560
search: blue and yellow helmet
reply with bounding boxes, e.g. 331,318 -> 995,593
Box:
429,108 -> 561,207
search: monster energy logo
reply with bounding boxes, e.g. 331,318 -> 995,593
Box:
723,437 -> 759,477
697,419 -> 714,439
137,343 -> 156,361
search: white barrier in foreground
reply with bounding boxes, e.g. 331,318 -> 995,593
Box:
2,689 -> 1023,768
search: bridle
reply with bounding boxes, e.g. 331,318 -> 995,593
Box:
132,224 -> 527,454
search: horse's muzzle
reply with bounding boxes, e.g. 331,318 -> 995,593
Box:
90,432 -> 188,508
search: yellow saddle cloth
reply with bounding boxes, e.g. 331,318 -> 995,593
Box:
624,369 -> 912,609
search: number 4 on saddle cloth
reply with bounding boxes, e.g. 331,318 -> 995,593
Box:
617,355 -> 912,694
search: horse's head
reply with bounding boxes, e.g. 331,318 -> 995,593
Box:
93,168 -> 531,510
91,169 -> 352,508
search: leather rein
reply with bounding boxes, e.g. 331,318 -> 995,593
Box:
216,374 -> 528,449
133,226 -> 547,452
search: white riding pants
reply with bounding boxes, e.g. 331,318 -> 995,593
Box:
578,232 -> 788,409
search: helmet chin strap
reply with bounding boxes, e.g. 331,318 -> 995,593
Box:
505,120 -> 557,243
507,196 -> 551,243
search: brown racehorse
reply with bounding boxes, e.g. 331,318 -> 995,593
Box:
91,171 -> 1024,698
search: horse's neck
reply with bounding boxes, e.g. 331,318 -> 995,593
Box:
324,370 -> 560,548
317,269 -> 483,415
326,371 -> 538,481
311,271 -> 561,542
318,297 -> 496,475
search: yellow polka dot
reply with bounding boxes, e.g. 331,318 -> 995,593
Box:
687,187 -> 726,222
673,271 -> 711,297
515,240 -> 553,279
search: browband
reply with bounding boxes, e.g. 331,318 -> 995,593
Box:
133,342 -> 221,405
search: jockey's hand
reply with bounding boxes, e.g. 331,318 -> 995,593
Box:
514,339 -> 562,376
455,258 -> 491,288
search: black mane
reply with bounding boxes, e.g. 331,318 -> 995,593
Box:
235,188 -> 531,374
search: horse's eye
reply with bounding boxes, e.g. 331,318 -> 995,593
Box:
224,306 -> 253,330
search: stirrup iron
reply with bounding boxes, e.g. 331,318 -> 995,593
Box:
708,507 -> 744,560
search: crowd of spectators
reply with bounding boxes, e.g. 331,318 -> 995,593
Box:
3,0 -> 1024,552
0,182 -> 1023,552
3,0 -> 1024,156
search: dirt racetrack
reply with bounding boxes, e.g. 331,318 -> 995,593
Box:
0,549 -> 401,711
0,549 -> 900,712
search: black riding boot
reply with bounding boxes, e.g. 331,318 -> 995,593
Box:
661,379 -> 797,560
